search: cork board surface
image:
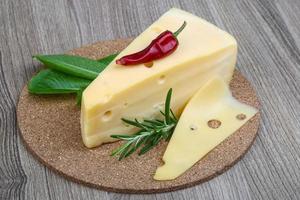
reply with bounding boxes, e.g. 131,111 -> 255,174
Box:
17,39 -> 260,194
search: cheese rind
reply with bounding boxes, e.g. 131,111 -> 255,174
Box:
154,77 -> 258,180
81,8 -> 237,148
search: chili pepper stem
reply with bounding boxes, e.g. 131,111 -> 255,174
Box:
173,21 -> 187,37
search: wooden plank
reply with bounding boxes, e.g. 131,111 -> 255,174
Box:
0,0 -> 299,199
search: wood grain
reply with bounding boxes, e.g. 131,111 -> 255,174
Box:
0,0 -> 299,199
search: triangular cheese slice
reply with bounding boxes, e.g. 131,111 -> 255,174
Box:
154,77 -> 258,180
81,8 -> 237,148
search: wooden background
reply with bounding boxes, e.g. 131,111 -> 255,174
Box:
0,0 -> 299,199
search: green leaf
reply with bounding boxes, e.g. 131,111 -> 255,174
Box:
134,136 -> 146,149
118,142 -> 133,160
110,134 -> 134,140
155,119 -> 164,123
170,109 -> 177,122
111,142 -> 131,157
123,146 -> 137,159
121,118 -> 144,129
143,119 -> 164,126
165,88 -> 172,124
28,69 -> 91,95
76,88 -> 85,105
138,142 -> 156,155
34,54 -> 109,80
29,53 -> 118,103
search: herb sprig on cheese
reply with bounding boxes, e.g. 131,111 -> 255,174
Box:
111,89 -> 177,160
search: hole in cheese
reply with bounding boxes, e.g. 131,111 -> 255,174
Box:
158,75 -> 166,84
189,124 -> 198,131
151,26 -> 162,33
144,61 -> 153,68
102,111 -> 112,122
207,119 -> 221,129
236,113 -> 246,120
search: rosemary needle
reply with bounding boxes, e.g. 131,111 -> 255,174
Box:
110,88 -> 177,160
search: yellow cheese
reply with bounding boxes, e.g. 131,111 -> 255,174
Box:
154,77 -> 258,180
81,8 -> 237,148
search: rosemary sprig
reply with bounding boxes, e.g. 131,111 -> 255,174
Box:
110,89 -> 177,160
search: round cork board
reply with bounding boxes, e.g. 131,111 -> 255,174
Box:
17,39 -> 260,194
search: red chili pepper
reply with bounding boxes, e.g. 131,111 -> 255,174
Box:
116,21 -> 187,66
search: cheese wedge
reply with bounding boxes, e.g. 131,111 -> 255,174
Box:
81,8 -> 237,148
154,77 -> 258,180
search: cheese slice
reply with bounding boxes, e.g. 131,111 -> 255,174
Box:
81,8 -> 237,148
154,77 -> 258,180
